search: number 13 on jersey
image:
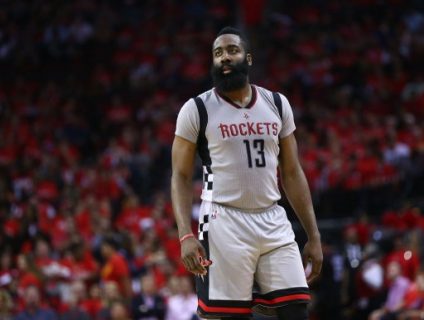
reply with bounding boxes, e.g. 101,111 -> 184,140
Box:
243,139 -> 266,168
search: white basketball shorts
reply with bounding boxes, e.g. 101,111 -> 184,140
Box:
195,201 -> 310,318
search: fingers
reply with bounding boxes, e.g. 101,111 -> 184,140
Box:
181,240 -> 209,275
183,253 -> 206,275
198,244 -> 207,259
306,256 -> 323,284
199,256 -> 213,267
306,264 -> 319,283
301,251 -> 308,268
302,240 -> 323,284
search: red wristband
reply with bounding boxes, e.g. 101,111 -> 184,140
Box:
179,233 -> 195,243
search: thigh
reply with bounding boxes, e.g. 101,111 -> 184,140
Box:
197,202 -> 259,318
256,241 -> 308,293
253,242 -> 310,313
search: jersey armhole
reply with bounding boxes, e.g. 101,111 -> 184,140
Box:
193,97 -> 207,141
193,97 -> 211,165
272,92 -> 283,121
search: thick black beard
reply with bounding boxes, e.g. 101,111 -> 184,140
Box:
211,58 -> 249,93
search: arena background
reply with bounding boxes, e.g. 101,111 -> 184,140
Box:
0,1 -> 423,319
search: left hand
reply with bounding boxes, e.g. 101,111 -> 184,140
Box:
302,238 -> 323,284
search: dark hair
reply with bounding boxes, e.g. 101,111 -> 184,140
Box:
216,26 -> 250,52
102,234 -> 120,250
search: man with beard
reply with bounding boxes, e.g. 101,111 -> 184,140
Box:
171,27 -> 322,320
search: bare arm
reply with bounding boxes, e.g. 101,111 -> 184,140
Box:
171,135 -> 207,275
279,133 -> 323,282
171,135 -> 197,237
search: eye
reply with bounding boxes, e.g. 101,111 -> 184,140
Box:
214,50 -> 222,57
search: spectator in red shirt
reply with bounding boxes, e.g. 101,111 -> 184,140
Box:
397,269 -> 424,320
100,236 -> 132,299
61,240 -> 98,283
15,254 -> 43,310
79,284 -> 102,319
383,235 -> 420,281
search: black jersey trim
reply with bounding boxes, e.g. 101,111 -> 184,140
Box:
193,97 -> 211,166
272,92 -> 283,120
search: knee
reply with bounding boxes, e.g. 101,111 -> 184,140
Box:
276,303 -> 308,320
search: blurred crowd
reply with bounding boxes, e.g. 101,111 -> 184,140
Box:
0,0 -> 424,319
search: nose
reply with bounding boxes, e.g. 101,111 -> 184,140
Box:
220,50 -> 231,63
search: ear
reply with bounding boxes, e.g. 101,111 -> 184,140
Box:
246,53 -> 253,66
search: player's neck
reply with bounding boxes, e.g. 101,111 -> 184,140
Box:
219,84 -> 252,108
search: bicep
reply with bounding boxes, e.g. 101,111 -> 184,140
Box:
172,135 -> 197,178
278,133 -> 301,174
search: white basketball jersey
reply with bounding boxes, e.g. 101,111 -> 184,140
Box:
175,85 -> 296,210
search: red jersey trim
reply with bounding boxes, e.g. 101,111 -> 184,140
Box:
198,299 -> 251,314
253,293 -> 311,305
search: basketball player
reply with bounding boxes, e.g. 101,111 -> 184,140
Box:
171,27 -> 323,320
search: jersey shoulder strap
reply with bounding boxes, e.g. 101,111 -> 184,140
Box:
272,92 -> 283,120
193,97 -> 211,165
193,97 -> 207,137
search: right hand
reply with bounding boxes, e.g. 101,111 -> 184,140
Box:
181,237 -> 208,276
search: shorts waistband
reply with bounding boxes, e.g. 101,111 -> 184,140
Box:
209,201 -> 278,214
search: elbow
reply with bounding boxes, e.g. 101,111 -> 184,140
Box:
172,170 -> 190,181
281,163 -> 303,180
171,170 -> 192,187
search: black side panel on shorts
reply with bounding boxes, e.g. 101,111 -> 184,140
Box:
195,231 -> 211,310
194,97 -> 211,166
272,92 -> 283,120
191,96 -> 212,316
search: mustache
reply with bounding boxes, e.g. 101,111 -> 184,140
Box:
220,62 -> 234,70
212,60 -> 248,76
